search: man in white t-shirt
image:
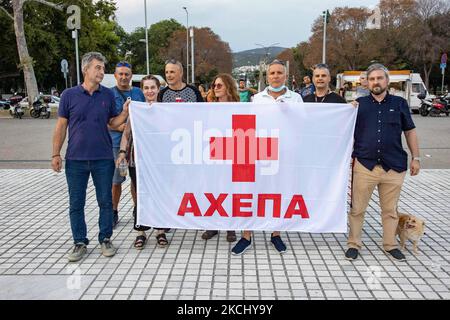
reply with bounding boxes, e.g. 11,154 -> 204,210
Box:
231,59 -> 301,256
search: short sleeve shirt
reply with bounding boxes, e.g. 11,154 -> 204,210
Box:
252,88 -> 303,103
58,85 -> 118,160
303,92 -> 347,103
157,84 -> 204,102
109,86 -> 145,147
353,93 -> 416,172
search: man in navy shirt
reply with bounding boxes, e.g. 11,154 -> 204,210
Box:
51,52 -> 130,262
108,61 -> 145,228
345,63 -> 421,262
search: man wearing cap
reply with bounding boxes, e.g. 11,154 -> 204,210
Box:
109,61 -> 145,228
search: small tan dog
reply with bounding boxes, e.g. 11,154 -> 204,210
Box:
396,212 -> 425,255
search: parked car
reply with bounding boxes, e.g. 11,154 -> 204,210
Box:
19,95 -> 60,109
0,100 -> 10,110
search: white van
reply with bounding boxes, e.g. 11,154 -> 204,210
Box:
101,74 -> 166,89
336,70 -> 434,113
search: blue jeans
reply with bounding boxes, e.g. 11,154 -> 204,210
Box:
65,159 -> 115,245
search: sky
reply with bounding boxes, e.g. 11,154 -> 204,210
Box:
115,0 -> 380,52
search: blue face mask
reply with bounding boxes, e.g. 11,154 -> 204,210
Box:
268,85 -> 286,93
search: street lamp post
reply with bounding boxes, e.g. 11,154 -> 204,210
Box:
182,7 -> 189,84
255,42 -> 280,64
144,0 -> 150,75
322,10 -> 330,64
190,27 -> 195,84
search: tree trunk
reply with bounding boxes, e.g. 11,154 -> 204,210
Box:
12,0 -> 38,105
423,64 -> 432,91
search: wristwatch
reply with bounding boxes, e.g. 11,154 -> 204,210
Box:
118,150 -> 127,155
413,156 -> 421,162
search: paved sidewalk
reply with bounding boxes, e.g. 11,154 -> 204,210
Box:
0,169 -> 449,300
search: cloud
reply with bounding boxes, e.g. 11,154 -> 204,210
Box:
115,0 -> 379,52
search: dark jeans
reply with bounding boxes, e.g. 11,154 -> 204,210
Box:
65,159 -> 115,245
129,166 -> 162,232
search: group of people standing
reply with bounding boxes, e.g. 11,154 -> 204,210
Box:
52,51 -> 421,264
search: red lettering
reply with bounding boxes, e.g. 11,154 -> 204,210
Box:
257,194 -> 282,218
177,193 -> 201,216
284,195 -> 309,219
204,193 -> 229,217
232,194 -> 253,217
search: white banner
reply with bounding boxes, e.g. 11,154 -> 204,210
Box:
129,101 -> 357,232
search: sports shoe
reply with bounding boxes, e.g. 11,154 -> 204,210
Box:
201,230 -> 218,240
101,238 -> 117,257
345,248 -> 359,261
231,237 -> 252,255
113,210 -> 119,229
385,248 -> 406,262
68,243 -> 87,262
270,235 -> 287,254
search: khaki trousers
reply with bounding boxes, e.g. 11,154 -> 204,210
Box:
347,159 -> 406,251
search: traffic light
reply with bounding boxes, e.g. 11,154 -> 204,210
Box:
323,10 -> 330,24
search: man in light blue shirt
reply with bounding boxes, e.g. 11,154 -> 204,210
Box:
109,61 -> 145,228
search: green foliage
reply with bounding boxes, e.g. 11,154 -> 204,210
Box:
0,0 -> 122,93
118,19 -> 185,76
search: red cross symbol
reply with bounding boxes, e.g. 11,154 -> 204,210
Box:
210,115 -> 279,182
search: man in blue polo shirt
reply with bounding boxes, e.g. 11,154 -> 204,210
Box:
345,63 -> 421,262
109,61 -> 145,228
51,52 -> 130,262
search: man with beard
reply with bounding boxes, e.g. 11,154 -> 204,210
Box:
345,63 -> 421,262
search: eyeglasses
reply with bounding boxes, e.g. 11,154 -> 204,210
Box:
212,83 -> 224,89
116,61 -> 131,68
269,59 -> 286,67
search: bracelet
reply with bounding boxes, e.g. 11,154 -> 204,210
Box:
118,150 -> 127,154
52,154 -> 61,158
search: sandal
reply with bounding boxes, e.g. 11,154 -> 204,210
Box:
156,233 -> 168,247
134,235 -> 147,250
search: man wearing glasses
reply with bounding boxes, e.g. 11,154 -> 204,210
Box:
109,61 -> 145,228
303,64 -> 346,104
158,59 -> 204,103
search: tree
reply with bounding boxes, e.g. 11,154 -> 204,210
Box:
276,48 -> 302,89
404,0 -> 450,88
1,0 -> 63,104
163,27 -> 233,85
0,0 -> 122,96
118,19 -> 184,76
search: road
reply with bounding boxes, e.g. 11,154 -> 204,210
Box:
0,115 -> 449,169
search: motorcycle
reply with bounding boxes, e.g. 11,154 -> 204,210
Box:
4,93 -> 24,118
418,92 -> 449,117
418,93 -> 433,117
30,96 -> 51,119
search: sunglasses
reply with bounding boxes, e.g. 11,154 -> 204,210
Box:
212,83 -> 224,89
116,61 -> 131,68
313,63 -> 329,69
165,58 -> 179,65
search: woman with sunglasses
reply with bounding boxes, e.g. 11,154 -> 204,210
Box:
201,73 -> 239,243
116,75 -> 169,249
